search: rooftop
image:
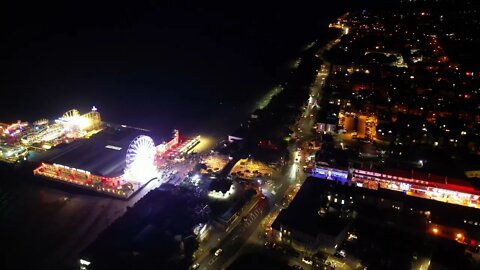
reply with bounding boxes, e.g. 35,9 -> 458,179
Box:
34,125 -> 158,178
272,178 -> 348,238
208,179 -> 232,193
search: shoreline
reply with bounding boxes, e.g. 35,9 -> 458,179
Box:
0,25 -> 341,270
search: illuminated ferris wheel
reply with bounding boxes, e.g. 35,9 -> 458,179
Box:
125,135 -> 156,181
62,109 -> 80,120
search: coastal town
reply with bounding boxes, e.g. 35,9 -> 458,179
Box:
1,1 -> 480,270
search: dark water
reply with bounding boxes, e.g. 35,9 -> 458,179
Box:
0,1 -> 381,137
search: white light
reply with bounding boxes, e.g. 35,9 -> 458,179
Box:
80,259 -> 91,266
125,136 -> 157,183
208,185 -> 235,200
289,163 -> 297,179
105,145 -> 122,151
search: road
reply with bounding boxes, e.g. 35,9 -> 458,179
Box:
190,37 -> 338,270
228,35 -> 345,269
188,31 -> 346,270
194,198 -> 269,270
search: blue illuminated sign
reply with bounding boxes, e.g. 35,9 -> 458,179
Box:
312,167 -> 349,182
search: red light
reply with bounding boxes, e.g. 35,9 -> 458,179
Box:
466,72 -> 473,76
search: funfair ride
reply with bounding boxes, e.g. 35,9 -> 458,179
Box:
18,107 -> 102,147
57,108 -> 102,138
124,135 -> 158,184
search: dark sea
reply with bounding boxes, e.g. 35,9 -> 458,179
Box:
0,1 -> 386,137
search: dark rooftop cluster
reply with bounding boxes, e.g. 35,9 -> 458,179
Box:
273,177 -> 480,269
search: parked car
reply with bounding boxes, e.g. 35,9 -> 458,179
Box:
302,257 -> 313,265
214,248 -> 223,256
334,250 -> 346,258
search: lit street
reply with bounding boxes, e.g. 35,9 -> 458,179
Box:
190,35 -> 340,270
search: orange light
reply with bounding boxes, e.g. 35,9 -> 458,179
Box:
432,228 -> 439,234
456,233 -> 463,239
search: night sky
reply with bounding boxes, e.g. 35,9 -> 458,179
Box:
1,0 -> 391,135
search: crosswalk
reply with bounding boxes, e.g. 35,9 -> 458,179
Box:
242,206 -> 265,228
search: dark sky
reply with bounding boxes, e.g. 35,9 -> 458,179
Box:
1,0 -> 396,133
